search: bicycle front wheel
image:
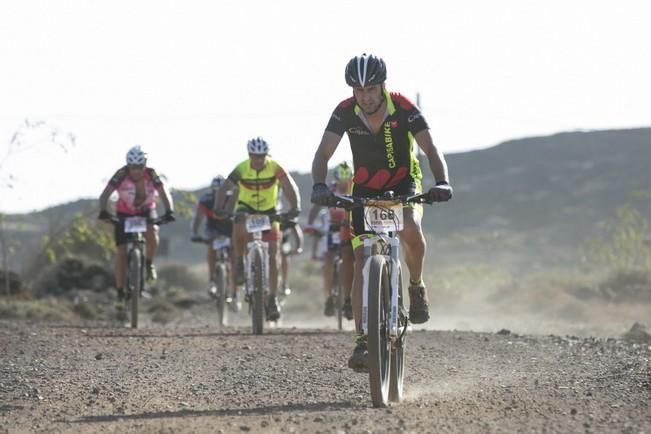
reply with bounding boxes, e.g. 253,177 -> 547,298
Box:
214,262 -> 228,327
367,255 -> 391,407
250,247 -> 265,335
127,248 -> 141,329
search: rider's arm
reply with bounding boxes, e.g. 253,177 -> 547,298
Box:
215,178 -> 237,211
414,129 -> 450,184
157,184 -> 174,212
223,187 -> 239,213
280,173 -> 300,210
311,131 -> 342,184
98,184 -> 115,212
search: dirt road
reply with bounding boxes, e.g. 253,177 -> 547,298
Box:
1,313 -> 650,433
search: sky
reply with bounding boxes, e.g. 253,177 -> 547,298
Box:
1,0 -> 650,214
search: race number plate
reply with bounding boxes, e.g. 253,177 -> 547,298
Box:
212,237 -> 231,250
245,214 -> 272,233
363,205 -> 403,233
124,216 -> 147,233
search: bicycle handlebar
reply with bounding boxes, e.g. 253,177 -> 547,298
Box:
103,214 -> 172,227
227,211 -> 299,225
330,192 -> 433,209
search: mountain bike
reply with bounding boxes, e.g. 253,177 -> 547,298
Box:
234,211 -> 293,335
332,191 -> 434,407
192,235 -> 232,327
108,214 -> 168,329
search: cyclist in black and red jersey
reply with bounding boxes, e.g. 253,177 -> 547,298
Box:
190,175 -> 237,304
310,54 -> 453,371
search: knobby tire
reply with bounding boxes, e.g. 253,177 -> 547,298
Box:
127,248 -> 141,329
214,262 -> 228,327
251,247 -> 265,335
367,255 -> 391,407
389,265 -> 406,402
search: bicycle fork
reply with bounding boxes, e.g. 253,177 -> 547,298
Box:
244,239 -> 269,299
361,236 -> 401,338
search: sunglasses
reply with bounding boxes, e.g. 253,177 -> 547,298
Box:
128,164 -> 145,170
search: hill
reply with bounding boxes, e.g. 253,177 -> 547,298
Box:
3,127 -> 651,274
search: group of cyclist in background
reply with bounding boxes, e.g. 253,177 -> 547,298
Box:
97,52 -> 453,371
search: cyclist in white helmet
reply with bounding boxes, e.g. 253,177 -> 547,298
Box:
98,145 -> 175,311
190,176 -> 238,303
215,137 -> 301,321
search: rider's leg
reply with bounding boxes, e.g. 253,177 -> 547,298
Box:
207,246 -> 216,281
399,207 -> 430,323
399,207 -> 425,284
292,225 -> 304,253
115,245 -> 127,290
230,221 -> 247,295
144,224 -> 160,281
280,252 -> 288,290
340,243 -> 355,320
351,245 -> 365,334
341,243 -> 354,299
323,249 -> 335,297
268,237 -> 280,296
144,224 -> 159,262
323,248 -> 336,316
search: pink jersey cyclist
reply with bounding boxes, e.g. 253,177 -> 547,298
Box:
108,166 -> 164,214
98,145 -> 175,311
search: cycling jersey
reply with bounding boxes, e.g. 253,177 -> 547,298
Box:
108,166 -> 163,214
325,91 -> 428,193
227,157 -> 287,212
196,191 -> 232,237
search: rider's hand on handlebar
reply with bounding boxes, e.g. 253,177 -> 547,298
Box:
428,182 -> 453,202
162,210 -> 176,223
97,210 -> 113,221
311,183 -> 334,206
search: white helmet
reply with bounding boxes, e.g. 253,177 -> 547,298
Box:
247,137 -> 270,155
126,145 -> 147,165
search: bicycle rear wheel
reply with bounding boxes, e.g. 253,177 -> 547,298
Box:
250,247 -> 265,335
389,264 -> 406,402
334,257 -> 343,331
367,255 -> 391,407
127,248 -> 141,329
214,262 -> 228,327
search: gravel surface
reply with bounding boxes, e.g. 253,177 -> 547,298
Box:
1,313 -> 650,433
